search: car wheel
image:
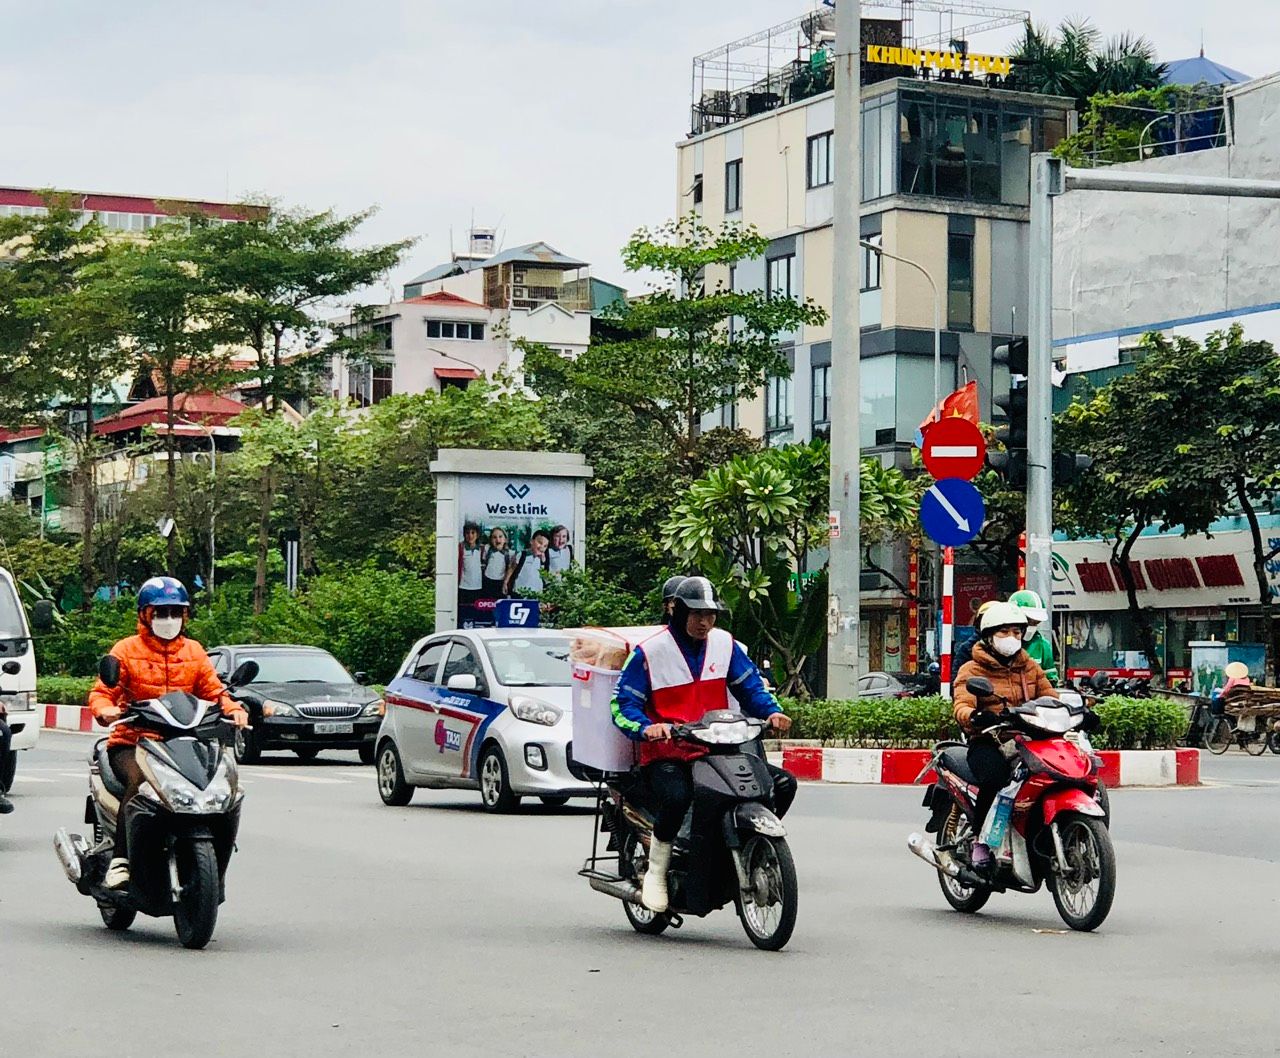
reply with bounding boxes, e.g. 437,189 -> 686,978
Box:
358,743 -> 376,766
478,745 -> 521,813
377,741 -> 414,806
233,725 -> 261,765
294,748 -> 320,762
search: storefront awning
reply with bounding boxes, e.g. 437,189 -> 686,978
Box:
434,367 -> 478,380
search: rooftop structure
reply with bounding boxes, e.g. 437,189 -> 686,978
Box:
0,186 -> 266,231
1164,52 -> 1251,87
690,1 -> 1029,135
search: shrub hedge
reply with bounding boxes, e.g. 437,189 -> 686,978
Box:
778,694 -> 1187,750
38,676 -> 96,706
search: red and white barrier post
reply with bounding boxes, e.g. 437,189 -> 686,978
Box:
940,546 -> 955,700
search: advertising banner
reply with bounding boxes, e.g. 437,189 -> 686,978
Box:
456,474 -> 578,629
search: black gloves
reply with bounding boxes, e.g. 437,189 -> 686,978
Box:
970,710 -> 1001,731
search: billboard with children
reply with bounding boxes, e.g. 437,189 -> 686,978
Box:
456,474 -> 579,628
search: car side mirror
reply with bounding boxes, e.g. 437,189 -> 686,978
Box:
2,661 -> 20,676
30,598 -> 55,632
446,673 -> 478,693
228,660 -> 259,688
354,671 -> 370,686
98,655 -> 121,689
965,676 -> 994,698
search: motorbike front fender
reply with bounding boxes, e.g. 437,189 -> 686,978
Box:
1041,787 -> 1105,826
732,802 -> 786,840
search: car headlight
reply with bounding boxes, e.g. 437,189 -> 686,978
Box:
509,695 -> 562,726
361,699 -> 385,718
262,699 -> 299,718
147,756 -> 234,814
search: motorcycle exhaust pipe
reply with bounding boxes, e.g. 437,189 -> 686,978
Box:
588,875 -> 644,905
53,829 -> 88,885
907,832 -> 962,879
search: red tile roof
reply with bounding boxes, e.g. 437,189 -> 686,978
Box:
94,392 -> 250,435
404,291 -> 488,310
0,187 -> 267,222
0,426 -> 45,444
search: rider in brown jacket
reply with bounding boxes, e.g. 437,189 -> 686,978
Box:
952,601 -> 1058,873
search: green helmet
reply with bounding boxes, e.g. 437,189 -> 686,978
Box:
1009,588 -> 1048,623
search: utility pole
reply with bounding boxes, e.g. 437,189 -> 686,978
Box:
826,0 -> 863,698
1024,154 -> 1060,609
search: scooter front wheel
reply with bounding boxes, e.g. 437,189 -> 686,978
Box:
1049,813 -> 1116,932
734,835 -> 798,952
173,838 -> 220,950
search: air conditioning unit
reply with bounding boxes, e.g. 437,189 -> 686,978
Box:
512,287 -> 527,299
513,270 -> 526,284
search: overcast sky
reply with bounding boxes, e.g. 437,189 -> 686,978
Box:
2,1 -> 1274,300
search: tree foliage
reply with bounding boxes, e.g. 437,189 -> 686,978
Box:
1011,17 -> 1165,110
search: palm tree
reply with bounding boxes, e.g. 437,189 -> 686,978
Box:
1011,18 -> 1166,109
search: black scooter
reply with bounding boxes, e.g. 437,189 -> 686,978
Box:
580,709 -> 798,951
53,655 -> 256,949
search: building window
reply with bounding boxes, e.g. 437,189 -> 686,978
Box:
947,232 -> 974,330
766,254 -> 794,300
765,373 -> 793,441
806,132 -> 833,189
811,364 -> 831,435
860,233 -> 882,292
426,320 -> 484,340
725,159 -> 743,212
861,95 -> 897,201
719,388 -> 739,430
692,173 -> 704,206
349,359 -> 394,407
371,320 -> 392,350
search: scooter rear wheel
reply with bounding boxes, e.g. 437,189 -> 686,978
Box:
620,832 -> 671,936
173,839 -> 220,950
938,806 -> 991,914
734,835 -> 798,951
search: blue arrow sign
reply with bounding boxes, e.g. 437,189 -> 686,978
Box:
920,478 -> 985,548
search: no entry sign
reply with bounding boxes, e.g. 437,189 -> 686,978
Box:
921,418 -> 986,481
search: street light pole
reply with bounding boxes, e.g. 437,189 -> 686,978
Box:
861,240 -> 941,417
827,0 -> 862,698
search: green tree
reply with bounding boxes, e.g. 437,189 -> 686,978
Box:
1011,18 -> 1165,110
662,441 -> 918,696
525,215 -> 826,457
1056,336 -> 1231,673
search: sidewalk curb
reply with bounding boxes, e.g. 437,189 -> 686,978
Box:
42,704 -> 95,733
781,746 -> 1201,787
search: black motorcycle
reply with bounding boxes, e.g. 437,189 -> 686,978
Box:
579,709 -> 798,951
54,655 -> 256,949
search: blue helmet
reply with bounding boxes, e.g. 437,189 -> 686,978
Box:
137,576 -> 190,612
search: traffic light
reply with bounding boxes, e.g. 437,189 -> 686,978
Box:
1054,451 -> 1094,484
988,379 -> 1028,486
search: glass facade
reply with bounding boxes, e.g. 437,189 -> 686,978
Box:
897,88 -> 1067,206
859,355 -> 956,447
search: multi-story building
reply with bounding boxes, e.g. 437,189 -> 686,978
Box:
329,237 -> 609,402
678,6 -> 1074,670
0,185 -> 264,231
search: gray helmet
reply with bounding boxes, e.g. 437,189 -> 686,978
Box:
661,575 -> 688,604
673,576 -> 724,612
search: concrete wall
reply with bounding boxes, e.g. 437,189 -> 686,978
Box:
1053,72 -> 1280,363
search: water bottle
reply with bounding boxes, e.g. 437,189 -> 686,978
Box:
980,782 -> 1018,856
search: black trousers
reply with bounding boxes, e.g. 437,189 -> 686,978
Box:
0,718 -> 11,793
642,759 -> 798,843
967,738 -> 1011,837
107,745 -> 146,859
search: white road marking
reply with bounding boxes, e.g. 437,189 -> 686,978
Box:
13,776 -> 56,784
242,771 -> 349,785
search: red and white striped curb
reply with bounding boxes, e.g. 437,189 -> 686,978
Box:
43,704 -> 95,733
782,746 -> 1200,787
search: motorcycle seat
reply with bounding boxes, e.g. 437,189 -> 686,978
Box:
93,740 -> 127,800
936,746 -> 978,786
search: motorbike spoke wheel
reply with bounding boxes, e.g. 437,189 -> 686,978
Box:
1269,731 -> 1280,756
172,839 -> 220,950
1206,717 -> 1234,755
620,831 -> 671,936
1049,814 -> 1116,932
937,806 -> 991,914
734,835 -> 798,951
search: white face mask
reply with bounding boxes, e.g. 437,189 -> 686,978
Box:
151,616 -> 183,641
992,634 -> 1022,658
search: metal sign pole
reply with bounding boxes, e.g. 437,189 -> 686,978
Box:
940,546 -> 955,701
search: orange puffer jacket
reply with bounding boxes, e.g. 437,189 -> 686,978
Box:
87,618 -> 246,747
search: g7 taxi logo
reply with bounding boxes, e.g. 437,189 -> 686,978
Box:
434,719 -> 463,753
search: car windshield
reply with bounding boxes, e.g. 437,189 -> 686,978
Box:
0,579 -> 25,639
240,650 -> 353,685
483,637 -> 572,687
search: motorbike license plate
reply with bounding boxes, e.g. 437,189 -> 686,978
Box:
315,721 -> 354,735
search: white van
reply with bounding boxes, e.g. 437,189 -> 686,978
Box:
0,567 -> 51,791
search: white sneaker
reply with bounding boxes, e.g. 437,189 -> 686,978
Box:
104,858 -> 130,890
641,839 -> 672,913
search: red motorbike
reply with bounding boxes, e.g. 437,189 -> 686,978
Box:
907,676 -> 1117,932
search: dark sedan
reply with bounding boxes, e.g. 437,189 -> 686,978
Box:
206,644 -> 383,765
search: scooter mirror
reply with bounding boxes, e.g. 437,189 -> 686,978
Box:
228,660 -> 259,688
1089,671 -> 1109,691
965,676 -> 995,698
98,655 -> 121,689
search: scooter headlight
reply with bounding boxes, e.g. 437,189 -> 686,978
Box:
147,757 -> 233,814
694,719 -> 754,744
